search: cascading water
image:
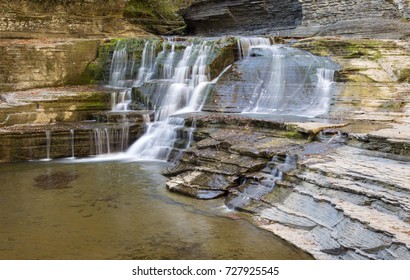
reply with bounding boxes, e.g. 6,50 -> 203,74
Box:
45,130 -> 51,160
237,37 -> 271,59
92,126 -> 130,156
126,41 -> 215,161
227,154 -> 297,210
108,40 -> 156,111
69,129 -> 75,158
104,36 -> 339,162
238,38 -> 338,117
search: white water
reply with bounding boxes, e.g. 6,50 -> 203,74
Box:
135,41 -> 157,86
126,41 -> 214,161
108,41 -> 135,111
104,37 -> 338,162
237,37 -> 271,59
239,38 -> 337,117
45,130 -> 51,160
111,90 -> 132,111
93,126 -> 130,156
69,129 -> 75,158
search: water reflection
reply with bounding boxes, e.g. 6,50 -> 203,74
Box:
0,161 -> 312,260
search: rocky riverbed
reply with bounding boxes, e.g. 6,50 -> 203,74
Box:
163,113 -> 410,260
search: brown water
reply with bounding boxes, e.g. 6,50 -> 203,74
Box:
0,160 -> 312,260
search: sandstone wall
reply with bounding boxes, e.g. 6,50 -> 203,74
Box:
0,39 -> 101,92
0,0 -> 147,38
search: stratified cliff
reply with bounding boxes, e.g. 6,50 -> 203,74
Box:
0,0 -> 147,38
181,0 -> 303,35
181,0 -> 410,38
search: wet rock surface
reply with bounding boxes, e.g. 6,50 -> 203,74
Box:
165,113 -> 410,259
0,86 -> 147,162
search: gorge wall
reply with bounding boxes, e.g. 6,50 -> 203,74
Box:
0,0 -> 147,39
181,0 -> 410,38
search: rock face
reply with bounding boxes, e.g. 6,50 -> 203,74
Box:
164,114 -> 410,260
0,0 -> 148,39
292,38 -> 410,123
0,39 -> 102,92
181,0 -> 303,35
124,0 -> 193,35
181,0 -> 410,38
0,86 -> 148,162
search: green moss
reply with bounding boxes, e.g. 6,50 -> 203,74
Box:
346,44 -> 369,58
379,100 -> 406,112
397,68 -> 410,83
124,0 -> 193,21
293,38 -> 395,60
282,130 -> 305,140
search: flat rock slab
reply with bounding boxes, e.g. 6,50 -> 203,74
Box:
369,124 -> 410,142
286,122 -> 348,135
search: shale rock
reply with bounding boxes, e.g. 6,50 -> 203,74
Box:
182,0 -> 410,38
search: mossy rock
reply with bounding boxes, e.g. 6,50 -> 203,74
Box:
293,38 -> 395,60
397,68 -> 410,83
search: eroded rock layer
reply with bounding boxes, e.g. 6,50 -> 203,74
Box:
182,0 -> 410,38
164,114 -> 410,260
181,0 -> 303,35
0,0 -> 147,38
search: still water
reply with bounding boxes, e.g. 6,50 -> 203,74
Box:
0,160 -> 312,260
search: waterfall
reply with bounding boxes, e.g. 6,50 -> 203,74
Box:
126,41 -> 214,161
45,130 -> 51,160
109,43 -> 132,88
69,129 -> 75,158
309,68 -> 336,116
111,90 -> 131,111
237,37 -> 271,59
238,38 -> 338,117
135,40 -> 157,86
93,127 -> 130,155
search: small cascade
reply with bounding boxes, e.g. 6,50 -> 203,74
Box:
45,130 -> 51,160
238,37 -> 338,117
237,37 -> 271,59
227,155 -> 297,210
109,42 -> 134,88
69,129 -> 75,158
111,90 -> 131,111
309,68 -> 336,115
93,128 -> 111,155
162,43 -> 176,80
92,126 -> 130,156
126,41 -> 216,161
135,40 -> 157,86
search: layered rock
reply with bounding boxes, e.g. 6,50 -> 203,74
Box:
181,0 -> 303,35
0,86 -> 149,162
0,39 -> 103,92
124,0 -> 193,35
164,114 -> 410,259
292,38 -> 410,123
181,0 -> 410,38
0,0 -> 148,39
